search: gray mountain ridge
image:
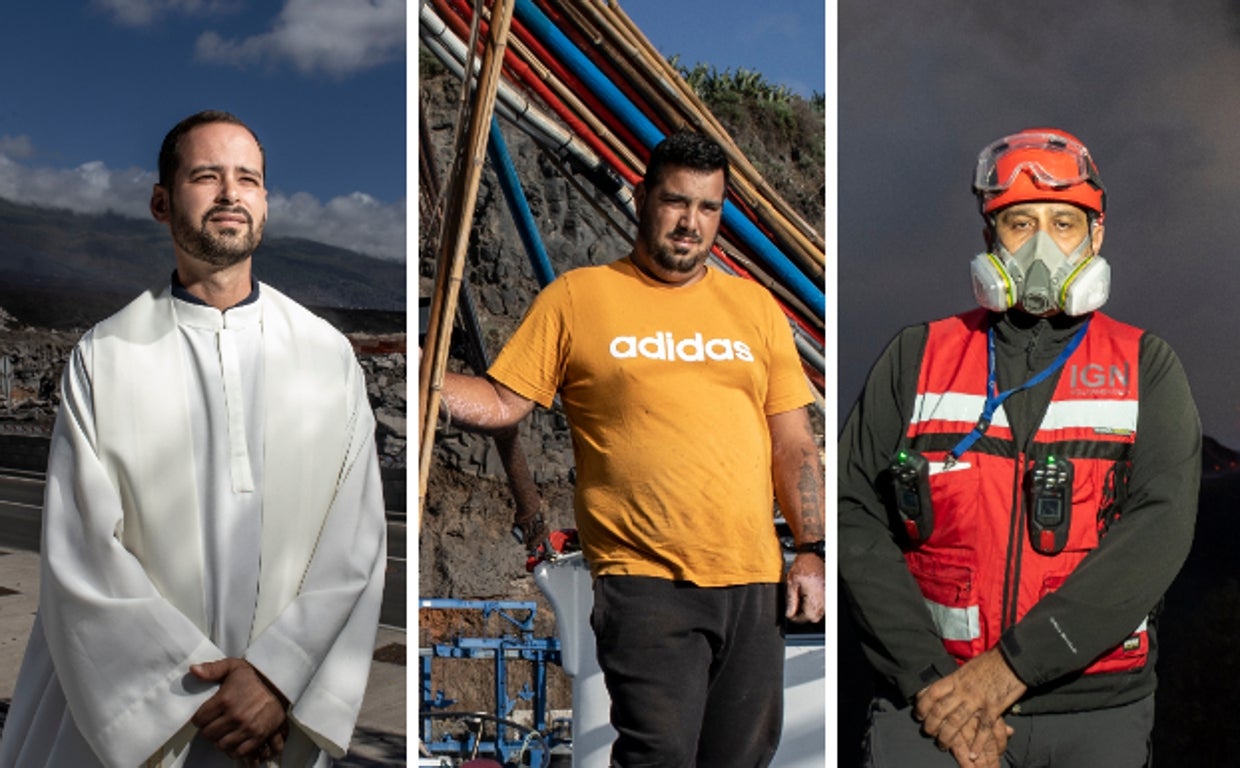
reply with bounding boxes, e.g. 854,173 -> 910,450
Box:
0,197 -> 405,330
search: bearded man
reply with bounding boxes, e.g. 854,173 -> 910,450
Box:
0,110 -> 387,767
438,131 -> 825,766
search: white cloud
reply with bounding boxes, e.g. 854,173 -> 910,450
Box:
196,0 -> 405,79
0,135 -> 34,160
0,148 -> 405,262
0,155 -> 153,219
267,189 -> 405,261
94,0 -> 238,27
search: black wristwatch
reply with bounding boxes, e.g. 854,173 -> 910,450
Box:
794,539 -> 825,558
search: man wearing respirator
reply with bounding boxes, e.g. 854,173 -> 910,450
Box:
839,129 -> 1200,767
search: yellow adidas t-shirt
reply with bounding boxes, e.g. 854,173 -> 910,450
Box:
488,258 -> 813,586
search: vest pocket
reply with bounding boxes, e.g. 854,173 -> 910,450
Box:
1058,463 -> 1103,552
921,455 -> 981,542
907,558 -> 984,662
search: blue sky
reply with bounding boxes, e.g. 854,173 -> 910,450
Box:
619,0 -> 826,99
0,0 -> 405,261
0,1 -> 823,268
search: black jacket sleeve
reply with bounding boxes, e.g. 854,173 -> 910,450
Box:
838,324 -> 959,701
998,332 -> 1201,686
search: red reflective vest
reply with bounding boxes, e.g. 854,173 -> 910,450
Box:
904,309 -> 1147,675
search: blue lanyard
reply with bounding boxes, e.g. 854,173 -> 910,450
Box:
946,316 -> 1091,464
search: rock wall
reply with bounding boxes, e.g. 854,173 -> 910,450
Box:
0,329 -> 76,431
419,65 -> 630,606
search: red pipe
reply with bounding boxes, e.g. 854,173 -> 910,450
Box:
491,1 -> 648,156
530,0 -> 670,139
436,0 -> 642,185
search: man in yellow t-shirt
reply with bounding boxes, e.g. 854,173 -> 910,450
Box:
441,131 -> 824,767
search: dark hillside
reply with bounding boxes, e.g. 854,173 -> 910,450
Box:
1153,437 -> 1240,764
0,197 -> 405,330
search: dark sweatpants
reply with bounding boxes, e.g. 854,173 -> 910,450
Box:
863,692 -> 1155,767
590,576 -> 785,768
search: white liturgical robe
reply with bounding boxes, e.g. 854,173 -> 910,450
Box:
0,282 -> 387,767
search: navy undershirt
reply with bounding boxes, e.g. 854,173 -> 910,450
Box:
169,269 -> 260,309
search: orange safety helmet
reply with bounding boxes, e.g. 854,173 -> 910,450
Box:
973,128 -> 1106,218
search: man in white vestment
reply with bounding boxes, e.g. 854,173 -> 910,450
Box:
0,110 -> 388,767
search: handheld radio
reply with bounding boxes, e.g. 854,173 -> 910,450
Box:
1027,454 -> 1073,555
889,450 -> 934,544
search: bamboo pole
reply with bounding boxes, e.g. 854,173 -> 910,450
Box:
438,0 -> 644,183
514,0 -> 825,327
546,0 -> 685,134
420,87 -> 549,549
418,0 -> 518,521
530,0 -> 666,132
445,0 -> 645,175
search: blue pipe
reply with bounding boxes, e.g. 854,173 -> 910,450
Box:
511,0 -> 824,317
488,116 -> 558,287
721,200 -> 824,315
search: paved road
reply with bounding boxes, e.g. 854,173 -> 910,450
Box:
0,471 -> 42,553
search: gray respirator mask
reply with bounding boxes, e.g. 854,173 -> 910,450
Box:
969,230 -> 1110,316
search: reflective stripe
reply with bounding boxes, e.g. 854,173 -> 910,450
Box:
924,598 -> 981,642
925,600 -> 1140,644
1038,399 -> 1138,433
912,392 -> 1137,433
912,393 -> 1008,428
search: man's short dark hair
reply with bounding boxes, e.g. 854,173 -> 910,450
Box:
157,110 -> 266,188
644,131 -> 730,191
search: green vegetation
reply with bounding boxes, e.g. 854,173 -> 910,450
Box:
665,57 -> 825,225
671,56 -> 823,113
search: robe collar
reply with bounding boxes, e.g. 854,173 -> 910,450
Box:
169,269 -> 261,309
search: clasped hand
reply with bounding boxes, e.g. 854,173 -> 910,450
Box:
191,658 -> 290,764
785,552 -> 826,623
913,648 -> 1027,768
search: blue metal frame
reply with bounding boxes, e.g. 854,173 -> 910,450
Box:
419,598 -> 564,766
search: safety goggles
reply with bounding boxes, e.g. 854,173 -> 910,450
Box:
973,132 -> 1103,193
